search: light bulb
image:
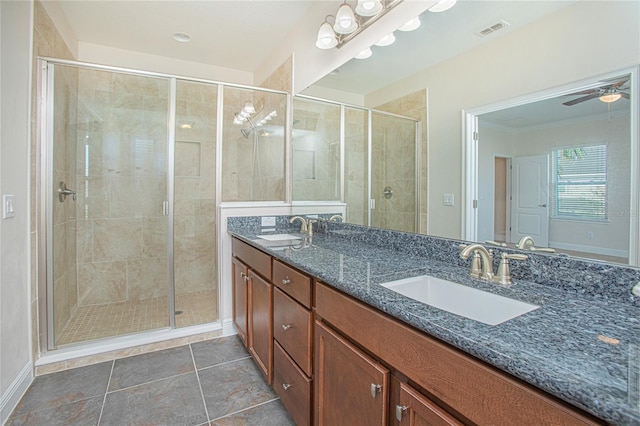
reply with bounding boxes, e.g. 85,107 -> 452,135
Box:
355,48 -> 372,59
399,17 -> 421,32
355,0 -> 382,17
334,4 -> 358,34
316,21 -> 338,49
374,33 -> 396,47
243,102 -> 255,115
429,0 -> 457,13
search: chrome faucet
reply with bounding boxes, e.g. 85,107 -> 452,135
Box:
289,216 -> 307,233
459,244 -> 495,281
329,214 -> 343,222
307,219 -> 317,237
516,236 -> 535,249
460,243 -> 528,286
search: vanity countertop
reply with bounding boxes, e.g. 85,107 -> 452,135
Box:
229,227 -> 640,425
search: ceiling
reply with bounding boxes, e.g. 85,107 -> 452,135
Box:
55,0 -> 317,72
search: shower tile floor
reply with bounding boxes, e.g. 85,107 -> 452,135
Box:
7,335 -> 294,426
57,290 -> 218,346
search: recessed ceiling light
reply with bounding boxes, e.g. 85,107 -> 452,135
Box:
172,32 -> 191,43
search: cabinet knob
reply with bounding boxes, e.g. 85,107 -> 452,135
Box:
370,383 -> 382,398
240,272 -> 245,278
281,278 -> 291,285
282,324 -> 293,331
395,405 -> 407,422
282,383 -> 292,391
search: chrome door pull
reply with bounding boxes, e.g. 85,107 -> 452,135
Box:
395,405 -> 407,421
282,383 -> 292,391
370,383 -> 381,398
57,181 -> 76,202
281,324 -> 293,331
281,278 -> 291,285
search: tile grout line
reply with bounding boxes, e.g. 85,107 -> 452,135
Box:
190,343 -> 212,424
96,359 -> 115,426
208,397 -> 282,423
196,355 -> 253,373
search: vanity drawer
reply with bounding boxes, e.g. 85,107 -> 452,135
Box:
273,259 -> 311,308
232,238 -> 271,280
274,341 -> 311,426
273,287 -> 313,376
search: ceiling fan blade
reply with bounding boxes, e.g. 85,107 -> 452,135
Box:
610,79 -> 629,88
566,88 -> 598,96
563,93 -> 599,106
620,92 -> 630,100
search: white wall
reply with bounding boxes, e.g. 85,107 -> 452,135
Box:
366,0 -> 640,239
0,1 -> 34,422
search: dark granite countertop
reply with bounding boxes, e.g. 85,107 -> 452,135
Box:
228,220 -> 640,425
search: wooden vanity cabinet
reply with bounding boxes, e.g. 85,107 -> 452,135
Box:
315,281 -> 602,426
231,238 -> 273,383
315,320 -> 389,426
231,256 -> 249,346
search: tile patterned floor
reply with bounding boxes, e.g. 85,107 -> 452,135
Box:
56,290 -> 218,346
7,336 -> 295,426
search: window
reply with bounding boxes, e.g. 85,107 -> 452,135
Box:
552,144 -> 608,220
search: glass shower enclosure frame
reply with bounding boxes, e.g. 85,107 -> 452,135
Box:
37,58 -> 289,351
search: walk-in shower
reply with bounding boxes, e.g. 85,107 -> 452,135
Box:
39,59 -> 288,350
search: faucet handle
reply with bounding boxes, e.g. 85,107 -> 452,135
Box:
494,253 -> 528,286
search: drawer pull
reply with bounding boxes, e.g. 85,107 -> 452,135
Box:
281,324 -> 293,331
240,272 -> 245,278
281,278 -> 291,285
370,383 -> 382,398
282,383 -> 292,391
395,405 -> 407,421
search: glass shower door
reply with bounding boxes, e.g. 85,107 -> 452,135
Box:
48,64 -> 171,347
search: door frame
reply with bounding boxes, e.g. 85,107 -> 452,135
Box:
462,66 -> 639,266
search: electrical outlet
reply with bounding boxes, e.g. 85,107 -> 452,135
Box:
586,231 -> 594,239
3,195 -> 15,219
261,216 -> 276,227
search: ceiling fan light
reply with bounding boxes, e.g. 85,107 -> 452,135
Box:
398,17 -> 421,32
354,47 -> 372,59
429,0 -> 457,13
599,92 -> 622,103
355,0 -> 383,17
374,32 -> 396,47
334,3 -> 358,34
316,21 -> 338,49
242,102 -> 256,115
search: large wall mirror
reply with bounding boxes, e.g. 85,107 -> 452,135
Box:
299,0 -> 639,266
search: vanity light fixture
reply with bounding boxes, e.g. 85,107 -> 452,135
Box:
334,2 -> 358,34
398,16 -> 421,31
354,47 -> 373,59
374,32 -> 396,47
316,0 -> 402,50
599,91 -> 622,103
355,0 -> 383,17
429,0 -> 457,13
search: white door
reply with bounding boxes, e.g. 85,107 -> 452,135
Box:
510,155 -> 549,246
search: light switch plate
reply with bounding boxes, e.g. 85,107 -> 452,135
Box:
3,195 -> 15,219
443,194 -> 455,206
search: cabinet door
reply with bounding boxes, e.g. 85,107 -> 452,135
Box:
396,382 -> 462,426
315,320 -> 389,426
249,271 -> 273,384
232,257 -> 249,347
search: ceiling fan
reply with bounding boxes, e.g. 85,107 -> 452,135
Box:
562,79 -> 630,106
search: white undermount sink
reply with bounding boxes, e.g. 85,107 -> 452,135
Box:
381,275 -> 539,325
257,234 -> 302,241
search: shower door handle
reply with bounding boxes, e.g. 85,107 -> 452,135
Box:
57,182 -> 76,202
162,201 -> 169,216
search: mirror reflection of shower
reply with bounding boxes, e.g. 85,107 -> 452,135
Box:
233,101 -> 279,199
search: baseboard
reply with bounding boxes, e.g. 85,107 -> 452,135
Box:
222,318 -> 237,337
0,362 -> 33,425
549,241 -> 629,258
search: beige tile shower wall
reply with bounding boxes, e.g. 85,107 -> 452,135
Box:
371,113 -> 416,233
292,99 -> 341,202
344,108 -> 368,225
259,56 -> 293,92
375,90 -> 427,233
74,69 -> 170,307
174,80 -> 217,298
31,0 -> 77,352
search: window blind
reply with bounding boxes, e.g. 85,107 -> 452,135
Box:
553,145 -> 607,220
